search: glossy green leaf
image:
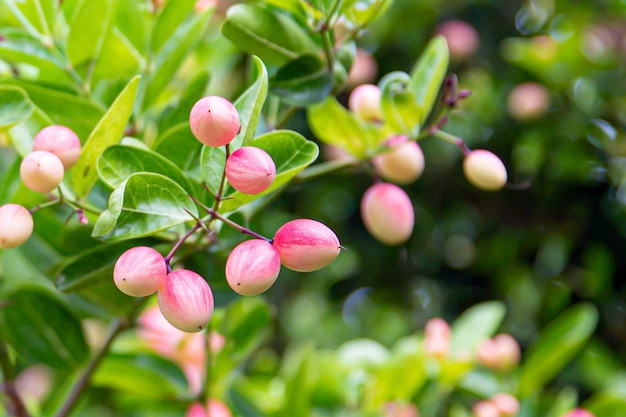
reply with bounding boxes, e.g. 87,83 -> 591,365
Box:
141,9 -> 211,109
113,0 -> 147,53
518,302 -> 599,398
584,394 -> 626,417
7,105 -> 52,157
1,0 -> 57,40
200,145 -> 226,197
307,96 -> 378,158
72,75 -> 141,198
379,71 -> 421,137
0,85 -> 33,129
153,122 -> 204,181
221,4 -> 319,67
97,144 -> 195,193
234,56 -> 268,147
92,172 -> 198,241
149,0 -> 196,52
271,54 -> 333,106
157,70 -> 211,133
220,130 -> 319,212
91,27 -> 143,82
92,354 -> 189,397
341,0 -> 392,28
0,288 -> 88,369
450,301 -> 506,355
66,0 -> 114,71
544,387 -> 578,417
409,35 -> 449,125
2,79 -> 105,139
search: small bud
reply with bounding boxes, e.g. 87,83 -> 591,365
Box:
226,239 -> 281,295
361,183 -> 414,245
372,137 -> 425,185
463,149 -> 507,191
0,204 -> 34,249
273,219 -> 341,272
32,125 -> 81,169
189,96 -> 240,147
225,146 -> 276,194
158,269 -> 214,332
20,150 -> 65,193
490,393 -> 520,417
472,400 -> 500,417
113,246 -> 167,297
349,84 -> 382,122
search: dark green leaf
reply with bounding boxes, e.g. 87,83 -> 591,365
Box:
153,122 -> 204,181
0,85 -> 33,129
92,172 -> 198,241
518,302 -> 599,398
271,54 -> 333,106
72,75 -> 141,197
409,35 -> 449,125
0,288 -> 88,370
221,4 -> 319,66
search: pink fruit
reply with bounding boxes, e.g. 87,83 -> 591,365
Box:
490,393 -> 520,417
472,400 -> 500,417
225,146 -> 276,194
273,219 -> 341,272
113,246 -> 167,297
185,399 -> 233,417
32,125 -> 81,169
463,149 -> 507,191
0,204 -> 34,249
20,150 -> 65,193
425,318 -> 451,339
563,409 -> 595,417
226,239 -> 281,295
372,137 -> 425,184
189,96 -> 241,147
360,183 -> 414,245
435,19 -> 480,61
507,82 -> 550,121
158,269 -> 214,332
349,83 -> 382,122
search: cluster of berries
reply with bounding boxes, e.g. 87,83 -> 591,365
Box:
346,83 -> 508,246
0,125 -> 82,249
113,96 -> 341,332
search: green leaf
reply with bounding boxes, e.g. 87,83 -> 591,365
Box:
200,145 -> 226,197
307,96 -> 378,158
91,27 -> 143,82
7,105 -> 52,157
450,301 -> 506,356
149,0 -> 196,52
234,56 -> 268,147
341,0 -> 392,28
72,75 -> 141,198
92,354 -> 189,397
409,35 -> 449,125
141,10 -> 212,109
1,0 -> 57,40
219,130 -> 319,212
379,71 -> 421,137
221,4 -> 319,67
544,387 -> 578,417
97,144 -> 196,193
153,122 -> 204,181
271,54 -> 333,106
0,288 -> 88,370
518,302 -> 599,398
66,0 -> 114,71
0,85 -> 33,129
92,172 -> 198,241
157,70 -> 211,133
584,394 -> 626,417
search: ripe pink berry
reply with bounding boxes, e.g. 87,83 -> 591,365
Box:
492,333 -> 521,370
226,239 -> 281,295
472,400 -> 500,417
189,96 -> 241,147
113,246 -> 167,297
158,269 -> 214,332
225,146 -> 276,194
490,393 -> 520,417
563,409 -> 595,417
20,150 -> 65,193
360,183 -> 414,245
425,318 -> 451,339
435,19 -> 480,61
273,219 -> 341,272
507,82 -> 550,121
349,83 -> 382,122
32,125 -> 81,169
0,204 -> 34,249
372,136 -> 425,185
463,149 -> 507,191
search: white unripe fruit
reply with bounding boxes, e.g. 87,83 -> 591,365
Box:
372,138 -> 425,185
349,84 -> 382,122
463,150 -> 507,191
20,150 -> 65,193
0,204 -> 34,249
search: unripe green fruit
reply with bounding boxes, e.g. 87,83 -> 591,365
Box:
20,150 -> 65,193
225,146 -> 276,194
360,183 -> 414,245
158,269 -> 214,333
349,84 -> 382,122
273,219 -> 341,272
0,204 -> 34,249
372,137 -> 425,185
113,246 -> 167,297
189,96 -> 241,147
463,149 -> 507,191
226,239 -> 281,296
32,125 -> 81,169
